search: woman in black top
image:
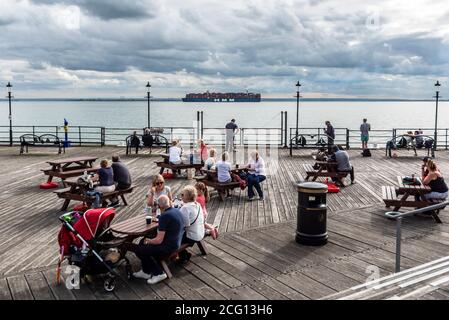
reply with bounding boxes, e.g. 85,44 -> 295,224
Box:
422,160 -> 448,200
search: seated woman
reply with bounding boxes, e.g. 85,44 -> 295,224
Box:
245,150 -> 266,201
146,174 -> 173,210
204,148 -> 217,170
93,159 -> 116,193
195,182 -> 218,239
420,160 -> 449,201
169,139 -> 182,165
215,152 -> 246,196
178,185 -> 205,262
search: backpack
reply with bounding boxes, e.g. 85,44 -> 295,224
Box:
362,149 -> 372,157
398,137 -> 407,148
424,139 -> 434,149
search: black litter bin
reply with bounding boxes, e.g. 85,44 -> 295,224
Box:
295,182 -> 328,246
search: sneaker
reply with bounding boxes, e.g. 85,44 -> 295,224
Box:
147,273 -> 168,285
259,196 -> 264,201
133,270 -> 152,280
248,197 -> 255,201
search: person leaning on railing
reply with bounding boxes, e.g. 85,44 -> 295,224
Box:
416,159 -> 449,201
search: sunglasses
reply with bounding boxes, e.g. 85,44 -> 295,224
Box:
156,181 -> 164,185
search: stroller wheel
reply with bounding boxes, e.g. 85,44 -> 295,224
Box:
103,277 -> 116,292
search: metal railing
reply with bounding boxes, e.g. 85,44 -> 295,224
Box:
385,201 -> 449,273
2,124 -> 449,150
0,125 -> 283,147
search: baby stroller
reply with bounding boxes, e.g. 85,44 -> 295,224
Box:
57,207 -> 132,292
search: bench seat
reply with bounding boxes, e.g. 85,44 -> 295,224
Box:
55,186 -> 134,211
202,179 -> 241,201
158,239 -> 208,279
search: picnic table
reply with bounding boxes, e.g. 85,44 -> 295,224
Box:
303,161 -> 343,181
42,156 -> 98,187
54,177 -> 134,211
156,154 -> 204,177
198,165 -> 248,201
382,176 -> 442,223
110,214 -> 208,278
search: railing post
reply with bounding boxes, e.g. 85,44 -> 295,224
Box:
393,128 -> 397,141
201,111 -> 204,139
395,217 -> 402,273
346,128 -> 350,150
445,129 -> 447,150
281,112 -> 284,148
101,127 -> 105,147
78,127 -> 82,146
56,126 -> 59,137
284,111 -> 288,148
32,126 -> 35,136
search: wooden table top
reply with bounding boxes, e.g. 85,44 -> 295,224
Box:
111,215 -> 158,236
396,176 -> 431,192
47,156 -> 97,166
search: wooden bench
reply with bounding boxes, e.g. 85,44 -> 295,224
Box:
55,185 -> 134,211
303,163 -> 348,181
381,186 -> 444,223
41,167 -> 99,183
20,134 -> 65,155
125,133 -> 169,155
197,170 -> 242,201
159,240 -> 208,279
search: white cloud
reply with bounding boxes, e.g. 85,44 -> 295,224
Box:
0,0 -> 448,98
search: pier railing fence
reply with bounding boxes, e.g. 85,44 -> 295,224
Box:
1,125 -> 449,150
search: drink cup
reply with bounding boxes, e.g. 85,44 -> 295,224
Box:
145,215 -> 152,225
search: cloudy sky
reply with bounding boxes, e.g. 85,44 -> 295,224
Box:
1,0 -> 449,98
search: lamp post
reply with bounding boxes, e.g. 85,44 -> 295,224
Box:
146,81 -> 151,128
6,82 -> 13,147
434,81 -> 441,153
295,81 -> 301,144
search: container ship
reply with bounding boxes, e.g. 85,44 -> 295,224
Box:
182,91 -> 261,102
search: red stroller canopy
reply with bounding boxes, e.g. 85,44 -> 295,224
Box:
73,208 -> 116,241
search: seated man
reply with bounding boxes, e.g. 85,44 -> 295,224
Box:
130,131 -> 141,153
110,155 -> 132,206
128,195 -> 184,284
330,145 -> 355,186
404,131 -> 418,156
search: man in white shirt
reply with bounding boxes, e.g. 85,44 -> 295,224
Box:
246,151 -> 266,201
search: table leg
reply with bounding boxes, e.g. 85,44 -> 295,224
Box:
61,199 -> 71,211
47,175 -> 54,183
394,192 -> 410,211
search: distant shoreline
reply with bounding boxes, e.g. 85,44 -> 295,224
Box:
1,98 -> 447,102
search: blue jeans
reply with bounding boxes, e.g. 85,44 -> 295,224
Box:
86,190 -> 103,208
247,174 -> 266,198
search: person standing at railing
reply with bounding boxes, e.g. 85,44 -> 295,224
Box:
324,121 -> 335,154
225,119 -> 239,153
360,118 -> 371,150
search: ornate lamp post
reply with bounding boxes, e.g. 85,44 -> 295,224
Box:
434,81 -> 441,153
6,82 -> 13,146
146,81 -> 151,128
295,81 -> 301,144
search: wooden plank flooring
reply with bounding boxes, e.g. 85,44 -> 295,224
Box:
1,146 -> 449,299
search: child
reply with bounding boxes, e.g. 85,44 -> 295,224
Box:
195,182 -> 219,239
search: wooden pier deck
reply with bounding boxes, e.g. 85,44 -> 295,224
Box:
1,146 -> 449,300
